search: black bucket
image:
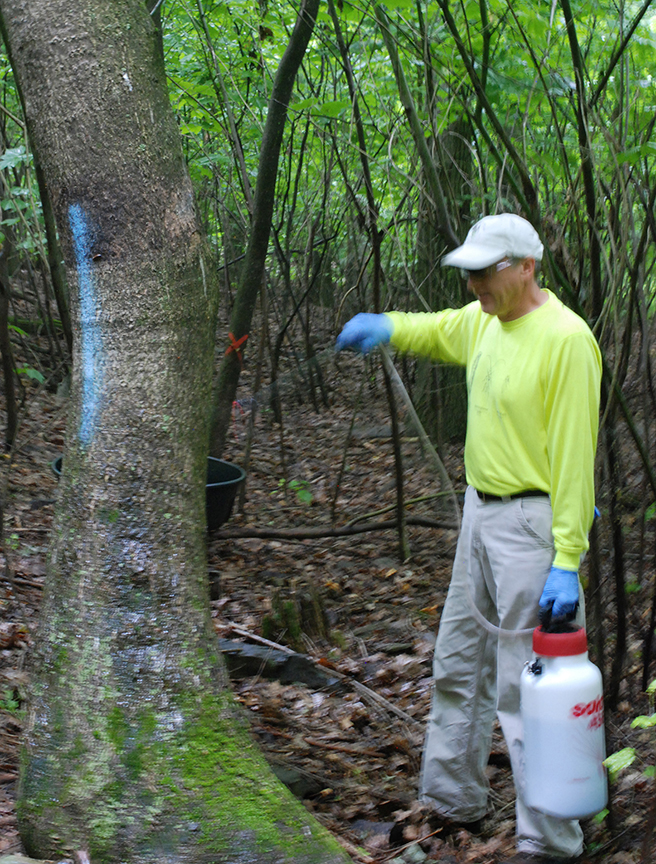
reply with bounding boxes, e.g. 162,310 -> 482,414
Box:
51,455 -> 245,530
205,457 -> 246,529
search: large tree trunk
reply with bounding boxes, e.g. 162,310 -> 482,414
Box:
0,3 -> 347,862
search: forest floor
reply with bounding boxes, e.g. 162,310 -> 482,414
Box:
0,335 -> 654,863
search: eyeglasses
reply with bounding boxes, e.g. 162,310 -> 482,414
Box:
460,259 -> 513,281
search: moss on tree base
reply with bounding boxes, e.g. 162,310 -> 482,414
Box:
19,690 -> 347,863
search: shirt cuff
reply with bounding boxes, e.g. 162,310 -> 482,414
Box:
553,550 -> 581,571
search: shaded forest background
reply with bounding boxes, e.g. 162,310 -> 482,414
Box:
1,0 -> 656,859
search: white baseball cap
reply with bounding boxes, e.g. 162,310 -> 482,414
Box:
442,214 -> 544,269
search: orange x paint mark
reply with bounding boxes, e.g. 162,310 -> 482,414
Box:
225,332 -> 248,368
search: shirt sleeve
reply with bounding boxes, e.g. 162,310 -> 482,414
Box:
545,330 -> 602,570
385,305 -> 476,366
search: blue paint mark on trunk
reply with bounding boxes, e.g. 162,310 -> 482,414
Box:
69,203 -> 103,445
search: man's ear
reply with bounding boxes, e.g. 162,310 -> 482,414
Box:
521,257 -> 536,279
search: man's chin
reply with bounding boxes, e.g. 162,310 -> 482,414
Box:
478,298 -> 495,315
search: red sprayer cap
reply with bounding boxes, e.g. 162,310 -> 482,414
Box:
532,626 -> 588,657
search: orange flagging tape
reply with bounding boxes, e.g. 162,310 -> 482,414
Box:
225,332 -> 248,368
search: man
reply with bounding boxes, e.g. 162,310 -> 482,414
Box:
335,214 -> 602,863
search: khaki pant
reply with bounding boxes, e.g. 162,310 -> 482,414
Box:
419,487 -> 584,859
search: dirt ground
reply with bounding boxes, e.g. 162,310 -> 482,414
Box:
0,331 -> 654,863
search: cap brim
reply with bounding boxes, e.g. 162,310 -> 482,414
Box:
441,244 -> 505,269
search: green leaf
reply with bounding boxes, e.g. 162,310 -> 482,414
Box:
0,146 -> 28,171
604,747 -> 636,781
290,97 -> 318,112
313,99 -> 351,118
631,714 -> 656,729
16,366 -> 45,383
180,122 -> 203,136
525,12 -> 549,42
644,766 -> 656,778
339,1 -> 365,22
16,238 -> 38,253
544,72 -> 577,95
189,164 -> 213,180
591,808 -> 609,824
0,689 -> 20,712
617,142 -> 656,165
646,679 -> 656,695
8,323 -> 27,336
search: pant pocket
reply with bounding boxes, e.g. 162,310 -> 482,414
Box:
515,497 -> 553,549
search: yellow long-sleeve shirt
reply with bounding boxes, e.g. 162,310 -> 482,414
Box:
386,290 -> 602,570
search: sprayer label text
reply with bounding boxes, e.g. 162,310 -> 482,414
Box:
571,696 -> 604,729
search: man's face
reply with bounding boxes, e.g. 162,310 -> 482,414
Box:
465,257 -> 534,321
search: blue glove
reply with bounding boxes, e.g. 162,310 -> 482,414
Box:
539,566 -> 580,618
335,313 -> 393,355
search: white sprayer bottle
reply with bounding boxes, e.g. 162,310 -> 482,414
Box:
520,626 -> 607,819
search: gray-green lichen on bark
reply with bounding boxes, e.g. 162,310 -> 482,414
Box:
0,1 -> 349,861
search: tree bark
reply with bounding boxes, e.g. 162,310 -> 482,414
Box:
374,5 -> 459,250
0,249 -> 17,450
328,0 -> 410,560
0,3 -> 347,862
558,0 -> 602,320
33,155 -> 73,354
209,0 -> 320,457
434,0 -> 540,221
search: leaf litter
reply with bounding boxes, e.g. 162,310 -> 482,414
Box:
0,346 -> 652,862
